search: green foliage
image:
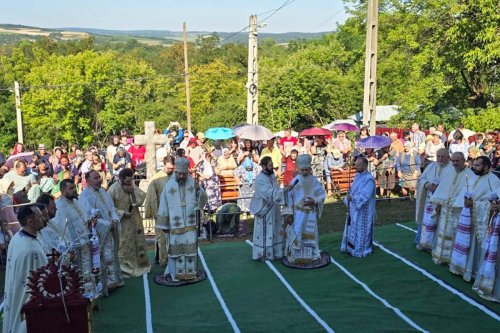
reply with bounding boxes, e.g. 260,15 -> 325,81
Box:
461,107 -> 500,132
0,1 -> 498,148
187,59 -> 246,132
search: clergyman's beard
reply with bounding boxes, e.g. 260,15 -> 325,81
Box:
472,169 -> 485,176
65,193 -> 79,200
263,167 -> 274,175
176,178 -> 186,185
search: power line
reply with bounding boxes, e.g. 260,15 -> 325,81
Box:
221,0 -> 297,44
313,8 -> 345,31
258,0 -> 296,25
220,26 -> 249,44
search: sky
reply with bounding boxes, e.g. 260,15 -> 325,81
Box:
0,0 -> 348,33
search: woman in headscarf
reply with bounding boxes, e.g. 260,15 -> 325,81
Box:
233,156 -> 262,214
196,151 -> 222,212
216,148 -> 237,177
0,179 -> 20,234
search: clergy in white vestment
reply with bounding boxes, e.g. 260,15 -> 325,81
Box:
145,156 -> 175,266
156,157 -> 207,281
79,170 -> 123,291
415,148 -> 454,250
450,156 -> 500,281
429,152 -> 474,265
473,188 -> 500,302
3,204 -> 48,333
341,157 -> 376,257
283,154 -> 326,264
36,193 -> 63,256
52,179 -> 110,298
108,168 -> 150,277
249,156 -> 288,260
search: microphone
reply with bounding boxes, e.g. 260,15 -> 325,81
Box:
288,179 -> 299,190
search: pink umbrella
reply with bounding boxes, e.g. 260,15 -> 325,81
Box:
331,123 -> 359,132
5,152 -> 35,168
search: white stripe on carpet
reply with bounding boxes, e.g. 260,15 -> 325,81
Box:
373,241 -> 500,321
330,256 -> 428,332
245,240 -> 335,333
198,248 -> 241,333
142,273 -> 154,333
395,223 -> 418,234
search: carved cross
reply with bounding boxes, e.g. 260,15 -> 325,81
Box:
134,121 -> 167,180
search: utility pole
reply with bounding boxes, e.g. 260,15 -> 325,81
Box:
362,0 -> 378,135
183,22 -> 192,133
246,14 -> 258,125
14,81 -> 24,144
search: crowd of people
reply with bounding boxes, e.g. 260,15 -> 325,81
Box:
1,121 -> 500,332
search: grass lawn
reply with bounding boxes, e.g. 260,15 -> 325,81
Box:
6,199 -> 494,333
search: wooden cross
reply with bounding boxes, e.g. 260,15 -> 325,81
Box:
134,121 -> 167,180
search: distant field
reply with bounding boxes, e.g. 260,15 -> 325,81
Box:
0,27 -> 89,40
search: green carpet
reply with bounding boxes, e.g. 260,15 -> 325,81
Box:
3,224 -> 500,332
92,272 -> 146,332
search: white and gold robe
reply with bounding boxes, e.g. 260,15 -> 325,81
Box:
415,161 -> 454,249
79,187 -> 122,289
473,188 -> 500,302
52,197 -> 110,298
429,167 -> 474,264
249,172 -> 286,260
2,230 -> 48,333
157,176 -> 207,281
450,172 -> 500,281
284,174 -> 325,264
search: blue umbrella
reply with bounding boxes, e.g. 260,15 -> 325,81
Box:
205,127 -> 235,140
357,135 -> 392,149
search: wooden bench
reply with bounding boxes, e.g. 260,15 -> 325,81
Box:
330,168 -> 355,197
218,175 -> 240,202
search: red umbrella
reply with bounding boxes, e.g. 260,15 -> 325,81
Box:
299,127 -> 331,137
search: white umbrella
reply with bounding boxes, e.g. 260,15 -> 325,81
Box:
448,129 -> 475,141
234,124 -> 275,141
274,130 -> 298,138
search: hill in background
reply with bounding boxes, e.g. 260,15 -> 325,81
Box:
0,23 -> 329,46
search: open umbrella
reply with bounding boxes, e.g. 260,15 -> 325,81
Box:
204,127 -> 235,140
448,129 -> 475,141
5,152 -> 35,168
330,123 -> 359,132
299,127 -> 331,137
322,119 -> 358,131
234,124 -> 274,141
356,135 -> 392,149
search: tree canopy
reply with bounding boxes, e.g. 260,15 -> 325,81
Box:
0,0 -> 498,151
